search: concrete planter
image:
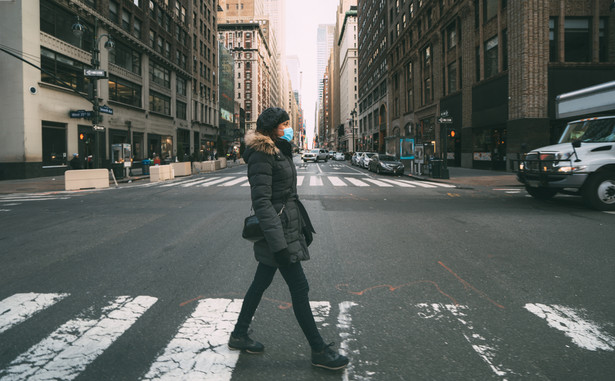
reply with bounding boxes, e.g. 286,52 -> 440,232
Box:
65,169 -> 109,190
170,162 -> 191,177
150,165 -> 175,182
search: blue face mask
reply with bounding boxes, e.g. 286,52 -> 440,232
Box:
281,127 -> 293,142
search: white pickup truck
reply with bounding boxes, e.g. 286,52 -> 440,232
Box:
517,81 -> 615,211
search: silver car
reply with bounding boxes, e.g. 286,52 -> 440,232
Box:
360,152 -> 377,168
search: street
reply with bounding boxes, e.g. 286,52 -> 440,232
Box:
1,157 -> 614,380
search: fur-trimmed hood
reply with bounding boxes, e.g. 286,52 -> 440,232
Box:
243,130 -> 279,160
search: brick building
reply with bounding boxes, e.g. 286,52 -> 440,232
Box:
384,0 -> 615,171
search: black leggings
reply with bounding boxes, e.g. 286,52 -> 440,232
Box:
233,261 -> 326,351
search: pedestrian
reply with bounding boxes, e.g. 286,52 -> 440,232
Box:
229,107 -> 349,370
153,155 -> 161,165
69,153 -> 82,169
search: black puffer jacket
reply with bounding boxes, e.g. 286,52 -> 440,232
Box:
243,130 -> 314,267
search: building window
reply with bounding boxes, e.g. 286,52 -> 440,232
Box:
149,61 -> 170,88
121,9 -> 131,31
483,0 -> 497,23
448,61 -> 457,94
599,18 -> 608,62
109,0 -> 119,23
133,18 -> 141,38
42,122 -> 67,166
149,91 -> 170,115
177,76 -> 187,96
447,22 -> 457,50
549,18 -> 558,62
40,0 -> 92,51
109,75 -> 142,107
149,30 -> 155,48
564,18 -> 590,62
176,101 -> 187,119
157,36 -> 163,53
40,48 -> 90,92
109,41 -> 141,75
484,35 -> 498,78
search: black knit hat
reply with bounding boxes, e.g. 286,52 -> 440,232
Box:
256,107 -> 290,132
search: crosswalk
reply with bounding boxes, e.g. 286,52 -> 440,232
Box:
1,292 -> 613,380
145,175 -> 457,189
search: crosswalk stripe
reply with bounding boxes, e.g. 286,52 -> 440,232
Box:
160,178 -> 204,187
219,176 -> 248,187
364,179 -> 393,187
345,177 -> 369,187
182,177 -> 221,187
309,176 -> 323,186
0,293 -> 69,334
0,295 -> 157,381
328,176 -> 347,186
297,175 -> 305,186
398,180 -> 437,188
378,179 -> 416,187
0,196 -> 69,202
198,177 -> 236,187
142,299 -> 331,380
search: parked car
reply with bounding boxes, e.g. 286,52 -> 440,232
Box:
334,152 -> 345,161
351,152 -> 364,166
359,152 -> 377,168
327,151 -> 335,159
302,148 -> 329,162
369,153 -> 405,175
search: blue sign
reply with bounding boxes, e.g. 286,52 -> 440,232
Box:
99,105 -> 113,115
69,110 -> 92,118
400,138 -> 415,160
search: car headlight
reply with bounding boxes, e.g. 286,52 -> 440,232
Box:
557,165 -> 587,173
519,163 -> 525,170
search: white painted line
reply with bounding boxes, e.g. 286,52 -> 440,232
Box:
378,179 -> 416,187
398,180 -> 437,188
337,302 -> 365,381
309,176 -> 324,186
0,293 -> 70,334
181,177 -> 221,187
199,177 -> 237,187
328,176 -> 347,186
296,176 -> 304,186
505,191 -> 521,194
142,298 -> 242,381
219,176 -> 248,186
363,179 -> 393,187
426,181 -> 457,188
524,303 -> 615,351
345,177 -> 369,187
160,178 -> 204,187
310,301 -> 331,326
0,295 -> 157,381
493,188 -> 522,191
604,211 -> 615,215
0,197 -> 68,202
240,181 -> 251,187
417,303 -> 515,378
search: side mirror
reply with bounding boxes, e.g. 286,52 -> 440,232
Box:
572,139 -> 581,148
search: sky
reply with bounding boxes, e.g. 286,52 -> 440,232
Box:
285,0 -> 338,147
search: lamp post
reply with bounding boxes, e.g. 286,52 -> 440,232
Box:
350,108 -> 357,153
72,17 -> 114,169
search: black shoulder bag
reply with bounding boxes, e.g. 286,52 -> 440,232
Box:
242,203 -> 286,242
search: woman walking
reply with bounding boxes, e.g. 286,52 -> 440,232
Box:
228,107 -> 349,371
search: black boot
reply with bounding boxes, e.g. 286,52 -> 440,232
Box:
311,342 -> 349,370
228,333 -> 265,354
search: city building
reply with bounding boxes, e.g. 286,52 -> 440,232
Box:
385,0 -> 615,171
0,0 -> 218,179
316,24 -> 335,147
337,4 -> 358,152
357,0 -> 389,153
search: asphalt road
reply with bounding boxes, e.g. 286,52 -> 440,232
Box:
1,157 -> 614,380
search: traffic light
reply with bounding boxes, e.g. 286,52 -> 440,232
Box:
79,133 -> 85,141
448,128 -> 457,138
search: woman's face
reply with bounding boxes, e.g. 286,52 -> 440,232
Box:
276,120 -> 290,137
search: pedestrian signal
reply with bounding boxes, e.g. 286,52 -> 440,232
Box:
448,129 -> 456,138
79,133 -> 85,140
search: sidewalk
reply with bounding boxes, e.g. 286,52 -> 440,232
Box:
0,159 -> 246,195
409,166 -> 521,188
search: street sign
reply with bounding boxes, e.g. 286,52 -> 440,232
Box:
84,69 -> 107,77
438,117 -> 453,124
99,105 -> 114,115
69,110 -> 93,118
93,125 -> 105,131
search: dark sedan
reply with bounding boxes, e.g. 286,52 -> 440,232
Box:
368,154 -> 405,175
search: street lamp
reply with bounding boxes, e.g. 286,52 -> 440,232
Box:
72,16 -> 114,169
350,108 -> 357,152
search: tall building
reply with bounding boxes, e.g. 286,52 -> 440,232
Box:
286,55 -> 301,93
357,0 -> 388,153
384,0 -> 615,171
0,0 -> 218,179
316,24 -> 335,147
338,5 -> 358,152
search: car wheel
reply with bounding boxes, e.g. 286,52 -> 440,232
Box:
525,186 -> 557,200
376,166 -> 381,175
583,171 -> 615,211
